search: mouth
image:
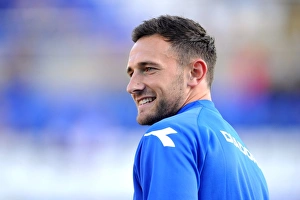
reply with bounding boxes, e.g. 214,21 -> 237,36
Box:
138,97 -> 156,106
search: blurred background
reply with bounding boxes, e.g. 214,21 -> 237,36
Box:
0,0 -> 299,199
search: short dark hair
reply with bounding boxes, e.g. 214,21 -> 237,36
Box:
132,15 -> 217,88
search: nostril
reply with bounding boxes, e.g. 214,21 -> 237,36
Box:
127,83 -> 139,94
127,79 -> 144,94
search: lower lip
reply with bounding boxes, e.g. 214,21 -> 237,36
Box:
138,100 -> 155,108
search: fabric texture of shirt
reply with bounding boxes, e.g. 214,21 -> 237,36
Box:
133,100 -> 269,200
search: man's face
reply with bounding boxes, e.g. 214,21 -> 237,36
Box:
126,35 -> 188,125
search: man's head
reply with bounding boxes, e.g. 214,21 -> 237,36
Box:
126,15 -> 217,125
132,15 -> 217,88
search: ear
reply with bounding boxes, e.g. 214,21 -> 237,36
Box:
187,59 -> 208,87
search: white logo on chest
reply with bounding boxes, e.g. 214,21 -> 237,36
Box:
144,127 -> 177,147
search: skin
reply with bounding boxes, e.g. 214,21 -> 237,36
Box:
126,34 -> 211,125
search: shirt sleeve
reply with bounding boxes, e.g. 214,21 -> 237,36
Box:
134,126 -> 200,200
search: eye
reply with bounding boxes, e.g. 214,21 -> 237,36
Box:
144,67 -> 154,72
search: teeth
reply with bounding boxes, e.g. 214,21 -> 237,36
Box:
139,98 -> 154,105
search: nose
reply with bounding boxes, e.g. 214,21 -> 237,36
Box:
126,73 -> 144,94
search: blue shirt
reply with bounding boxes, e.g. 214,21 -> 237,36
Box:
133,100 -> 269,200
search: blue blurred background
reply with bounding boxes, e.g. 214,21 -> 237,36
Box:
0,0 -> 299,199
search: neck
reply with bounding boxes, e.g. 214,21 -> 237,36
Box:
183,88 -> 212,107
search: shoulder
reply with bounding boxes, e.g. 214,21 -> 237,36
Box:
142,108 -> 208,151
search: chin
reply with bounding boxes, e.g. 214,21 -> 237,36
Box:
136,115 -> 151,125
137,113 -> 162,126
137,118 -> 151,126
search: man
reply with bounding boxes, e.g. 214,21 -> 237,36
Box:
126,15 -> 269,200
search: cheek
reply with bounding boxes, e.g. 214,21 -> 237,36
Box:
162,82 -> 183,99
152,73 -> 184,97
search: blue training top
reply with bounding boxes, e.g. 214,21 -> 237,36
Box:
133,100 -> 269,200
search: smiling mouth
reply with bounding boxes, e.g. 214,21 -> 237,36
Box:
138,97 -> 156,106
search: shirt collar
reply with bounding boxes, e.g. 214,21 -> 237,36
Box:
178,100 -> 215,114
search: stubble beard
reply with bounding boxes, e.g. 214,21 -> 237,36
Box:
137,72 -> 184,126
143,98 -> 181,125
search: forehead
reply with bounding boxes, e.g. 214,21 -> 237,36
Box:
127,35 -> 175,66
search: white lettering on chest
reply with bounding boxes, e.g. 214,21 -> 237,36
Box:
220,130 -> 258,165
